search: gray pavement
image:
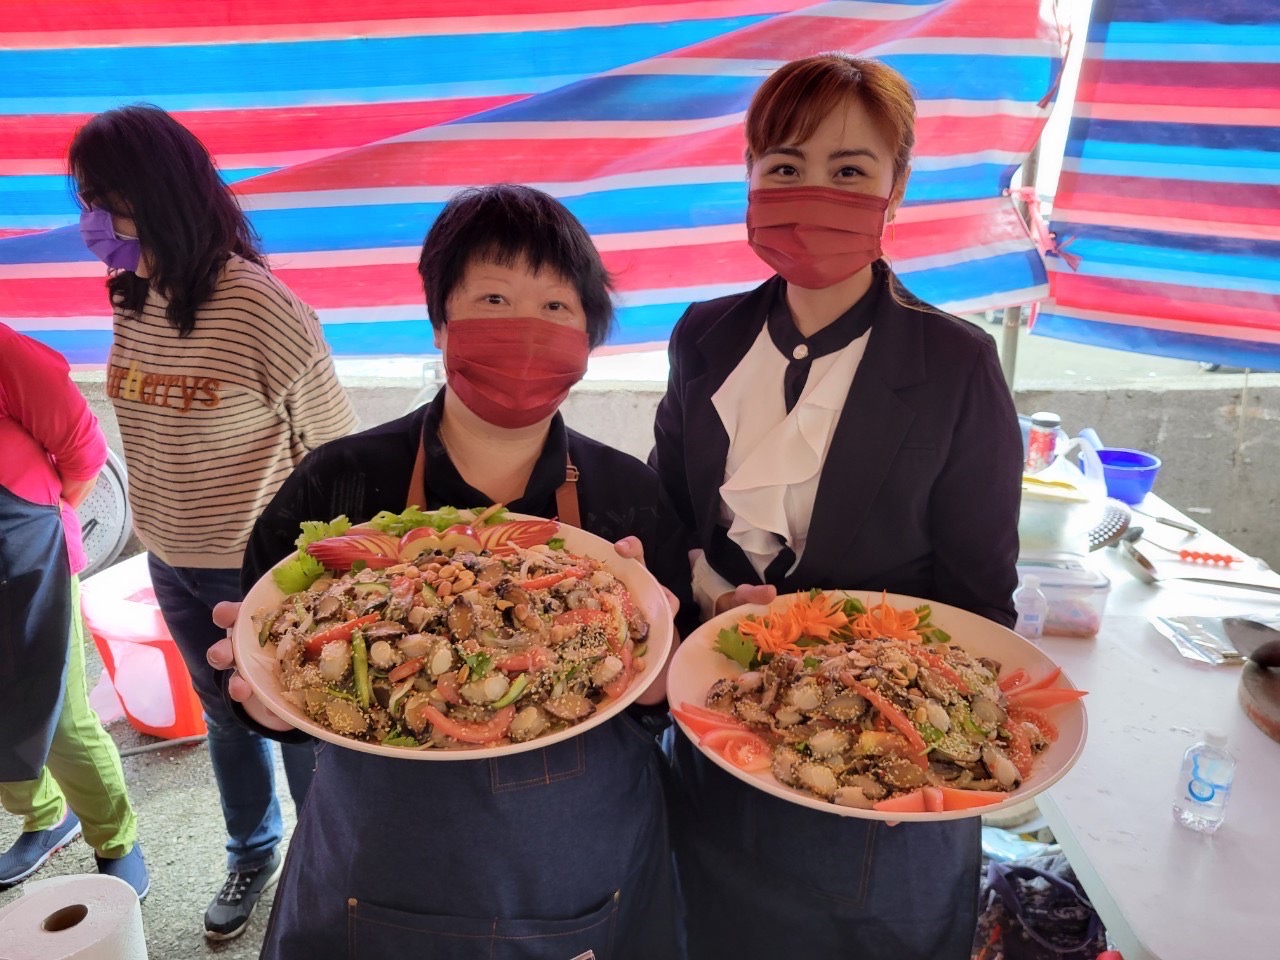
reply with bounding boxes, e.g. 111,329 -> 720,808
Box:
0,637 -> 293,959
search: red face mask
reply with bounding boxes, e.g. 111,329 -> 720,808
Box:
747,186 -> 890,289
443,317 -> 589,429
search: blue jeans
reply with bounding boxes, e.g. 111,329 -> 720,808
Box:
147,555 -> 315,871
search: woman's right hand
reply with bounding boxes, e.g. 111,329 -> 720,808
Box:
714,583 -> 778,615
208,601 -> 294,732
690,547 -> 778,615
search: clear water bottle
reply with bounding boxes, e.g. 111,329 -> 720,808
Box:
1172,730 -> 1235,834
1012,575 -> 1049,642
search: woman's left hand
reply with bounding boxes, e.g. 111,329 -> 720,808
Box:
613,535 -> 678,707
207,602 -> 295,732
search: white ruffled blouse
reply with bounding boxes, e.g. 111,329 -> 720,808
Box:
711,323 -> 869,579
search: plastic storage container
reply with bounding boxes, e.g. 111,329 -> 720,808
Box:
1014,552 -> 1111,638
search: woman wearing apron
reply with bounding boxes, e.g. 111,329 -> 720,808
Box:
0,324 -> 147,895
651,55 -> 1023,958
209,185 -> 691,959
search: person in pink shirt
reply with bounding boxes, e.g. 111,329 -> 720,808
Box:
0,323 -> 148,897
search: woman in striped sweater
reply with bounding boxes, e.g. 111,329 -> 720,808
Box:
68,105 -> 357,942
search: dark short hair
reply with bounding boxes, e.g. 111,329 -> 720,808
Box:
68,104 -> 264,336
418,184 -> 614,348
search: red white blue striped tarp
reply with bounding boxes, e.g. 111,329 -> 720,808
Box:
1033,0 -> 1280,371
0,1 -> 1062,365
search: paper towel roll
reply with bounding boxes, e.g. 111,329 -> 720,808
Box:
0,874 -> 146,960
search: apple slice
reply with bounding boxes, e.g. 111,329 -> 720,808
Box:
307,533 -> 400,570
398,527 -> 443,562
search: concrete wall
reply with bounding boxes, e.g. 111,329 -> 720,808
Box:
1016,379 -> 1278,568
77,374 -> 1279,570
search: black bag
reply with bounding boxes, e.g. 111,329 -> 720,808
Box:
972,854 -> 1108,960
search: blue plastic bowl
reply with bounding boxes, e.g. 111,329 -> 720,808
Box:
1096,447 -> 1161,504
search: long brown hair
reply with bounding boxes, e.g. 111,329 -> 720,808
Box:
69,105 -> 265,336
745,53 -> 916,185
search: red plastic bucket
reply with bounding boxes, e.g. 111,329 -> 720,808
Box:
80,552 -> 207,740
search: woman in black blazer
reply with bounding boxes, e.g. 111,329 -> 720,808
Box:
651,54 -> 1022,959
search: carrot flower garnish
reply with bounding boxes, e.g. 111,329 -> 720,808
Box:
735,591 -> 850,656
847,590 -> 922,642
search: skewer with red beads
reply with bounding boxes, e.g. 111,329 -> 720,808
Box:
1143,541 -> 1243,565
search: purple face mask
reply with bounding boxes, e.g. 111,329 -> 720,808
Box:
79,207 -> 142,272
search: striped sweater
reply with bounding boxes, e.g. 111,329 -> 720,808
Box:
108,256 -> 357,569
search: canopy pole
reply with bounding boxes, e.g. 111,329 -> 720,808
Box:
1001,143 -> 1042,390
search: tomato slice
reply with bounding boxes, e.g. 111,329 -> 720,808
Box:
938,787 -> 1009,810
554,608 -> 621,652
520,568 -> 586,590
998,668 -> 1030,693
420,704 -> 515,744
909,648 -> 971,695
673,704 -> 742,739
922,785 -> 945,813
1007,705 -> 1059,742
1006,687 -> 1087,710
304,614 -> 380,659
494,648 -> 552,674
873,790 -> 927,813
677,703 -> 741,726
1023,666 -> 1064,692
553,609 -> 610,628
387,657 -> 424,683
1005,723 -> 1035,779
601,639 -> 633,700
434,671 -> 462,705
702,727 -> 772,772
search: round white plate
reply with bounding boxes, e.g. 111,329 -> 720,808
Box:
667,591 -> 1087,821
233,516 -> 673,760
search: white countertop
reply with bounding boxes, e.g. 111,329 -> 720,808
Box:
1032,501 -> 1280,960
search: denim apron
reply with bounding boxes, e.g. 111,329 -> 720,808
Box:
667,728 -> 981,960
0,483 -> 72,781
260,442 -> 680,960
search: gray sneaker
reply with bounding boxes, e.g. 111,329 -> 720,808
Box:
203,850 -> 283,940
0,809 -> 81,888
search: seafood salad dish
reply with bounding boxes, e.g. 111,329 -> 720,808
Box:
674,591 -> 1086,815
251,506 -> 651,751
